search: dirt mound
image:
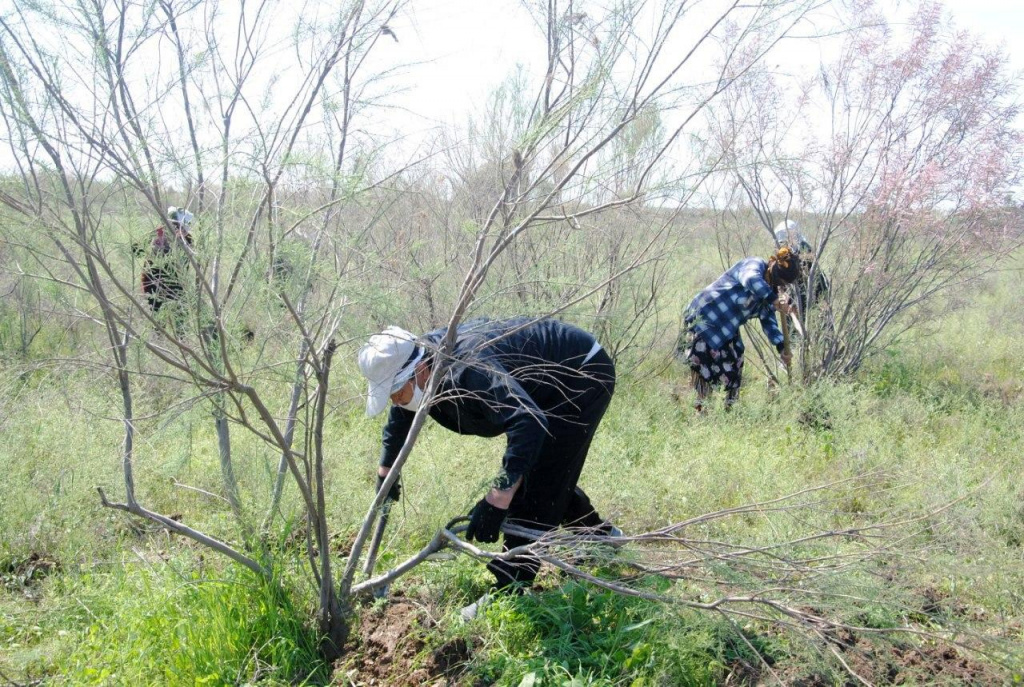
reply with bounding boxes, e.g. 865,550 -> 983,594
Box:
411,637 -> 474,685
333,593 -> 1004,685
336,596 -> 474,686
886,644 -> 998,684
767,635 -> 1002,686
1,551 -> 60,600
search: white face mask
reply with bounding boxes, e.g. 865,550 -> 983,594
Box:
397,382 -> 425,412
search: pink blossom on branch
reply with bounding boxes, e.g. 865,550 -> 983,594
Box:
706,0 -> 1023,379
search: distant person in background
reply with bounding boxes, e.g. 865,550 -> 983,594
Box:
357,317 -> 622,620
677,247 -> 801,411
773,219 -> 813,255
773,219 -> 829,314
141,207 -> 194,313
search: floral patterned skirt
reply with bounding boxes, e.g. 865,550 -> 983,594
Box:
678,331 -> 745,392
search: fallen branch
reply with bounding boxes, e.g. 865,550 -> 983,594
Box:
97,487 -> 267,578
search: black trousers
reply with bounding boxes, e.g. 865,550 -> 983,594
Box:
488,349 -> 616,588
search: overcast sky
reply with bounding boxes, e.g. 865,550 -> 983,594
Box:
370,0 -> 1024,139
955,0 -> 1024,53
3,0 -> 1018,183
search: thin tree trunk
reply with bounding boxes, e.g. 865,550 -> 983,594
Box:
313,340 -> 347,660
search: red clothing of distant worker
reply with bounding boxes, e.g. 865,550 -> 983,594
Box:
141,209 -> 193,312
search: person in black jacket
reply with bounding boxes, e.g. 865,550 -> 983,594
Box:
357,318 -> 620,612
141,207 -> 194,313
773,220 -> 829,313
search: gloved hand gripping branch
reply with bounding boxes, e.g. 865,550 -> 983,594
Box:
465,497 -> 508,543
376,473 -> 401,502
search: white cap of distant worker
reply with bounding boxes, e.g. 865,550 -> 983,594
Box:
167,206 -> 194,234
357,326 -> 424,417
773,219 -> 812,254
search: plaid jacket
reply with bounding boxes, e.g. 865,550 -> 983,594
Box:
684,257 -> 784,349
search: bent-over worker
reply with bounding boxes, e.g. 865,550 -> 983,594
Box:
677,247 -> 801,411
357,317 -> 621,618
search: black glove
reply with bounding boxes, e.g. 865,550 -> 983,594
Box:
776,342 -> 786,354
376,473 -> 401,502
465,497 -> 508,544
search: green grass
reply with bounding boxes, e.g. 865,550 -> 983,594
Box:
3,558 -> 324,685
1,259 -> 1024,684
462,582 -> 788,686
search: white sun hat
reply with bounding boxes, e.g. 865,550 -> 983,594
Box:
167,206 -> 194,233
773,219 -> 810,253
357,326 -> 423,417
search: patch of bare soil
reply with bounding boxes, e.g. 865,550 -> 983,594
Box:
885,644 -> 1000,685
723,656 -> 772,685
765,634 -> 1003,686
335,595 -> 475,687
1,552 -> 60,600
916,585 -> 973,622
979,373 -> 1024,406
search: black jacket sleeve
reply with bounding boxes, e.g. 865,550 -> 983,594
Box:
379,405 -> 415,468
460,362 -> 549,487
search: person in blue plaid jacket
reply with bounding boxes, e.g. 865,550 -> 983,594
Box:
678,247 -> 801,410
